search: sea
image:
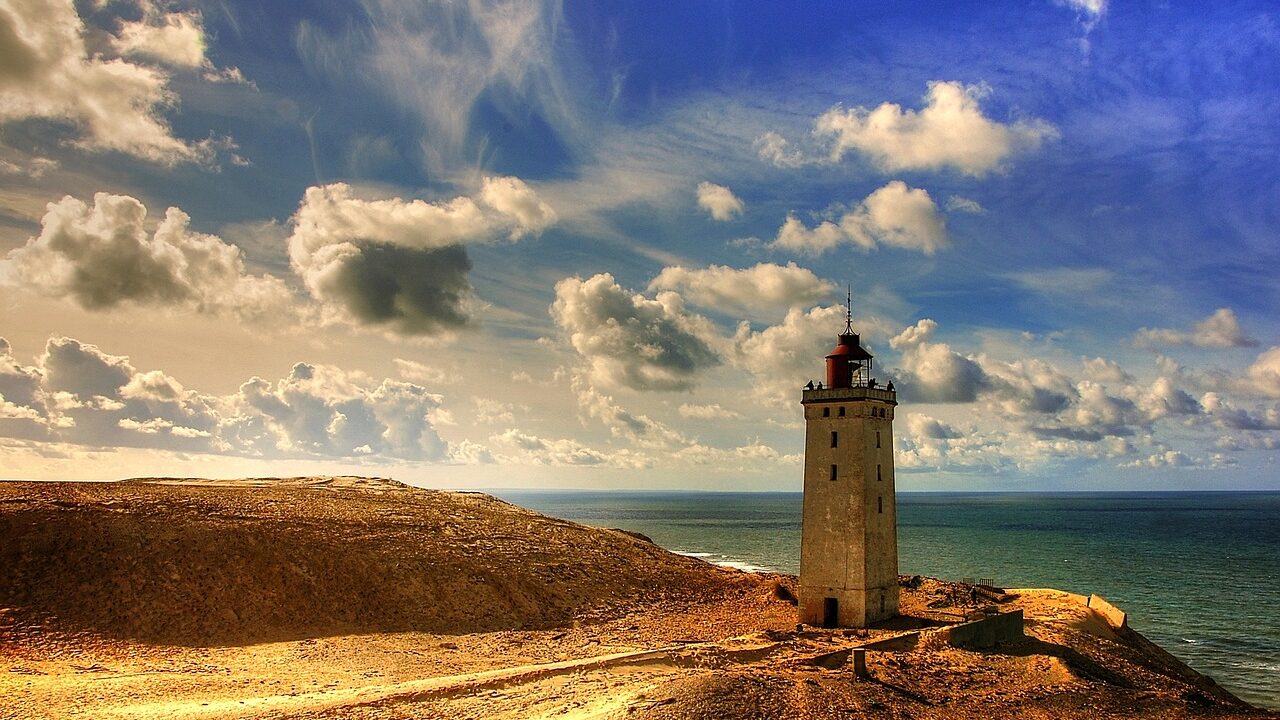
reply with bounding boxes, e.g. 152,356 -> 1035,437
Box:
491,490 -> 1280,710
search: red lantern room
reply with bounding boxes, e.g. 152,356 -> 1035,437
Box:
826,329 -> 874,389
825,288 -> 875,389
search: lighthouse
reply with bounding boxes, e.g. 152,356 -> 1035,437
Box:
798,305 -> 899,628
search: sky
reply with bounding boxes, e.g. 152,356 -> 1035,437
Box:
1,0 -> 1279,491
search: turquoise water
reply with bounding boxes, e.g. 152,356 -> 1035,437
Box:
492,490 -> 1280,710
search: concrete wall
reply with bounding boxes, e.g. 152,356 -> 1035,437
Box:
1088,594 -> 1128,629
1006,589 -> 1128,631
861,632 -> 920,652
945,610 -> 1025,649
798,390 -> 898,627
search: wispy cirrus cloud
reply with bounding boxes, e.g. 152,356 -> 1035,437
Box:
295,0 -> 584,177
1054,0 -> 1108,53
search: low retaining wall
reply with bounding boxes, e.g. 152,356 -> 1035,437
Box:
861,632 -> 920,652
945,610 -> 1024,649
1088,594 -> 1128,630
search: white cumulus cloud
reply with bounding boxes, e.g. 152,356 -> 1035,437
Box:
731,305 -> 890,405
0,335 -> 463,461
1134,308 -> 1257,348
772,181 -> 948,256
647,262 -> 834,319
112,8 -> 207,69
813,81 -> 1057,176
696,181 -> 745,221
889,319 -> 990,403
0,0 -> 213,163
550,273 -> 720,392
288,178 -> 555,335
1241,347 -> 1280,398
2,193 -> 297,322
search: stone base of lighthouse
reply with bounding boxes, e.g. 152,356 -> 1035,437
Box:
799,583 -> 898,628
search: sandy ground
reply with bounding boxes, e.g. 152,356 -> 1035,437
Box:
1,478 -> 1274,720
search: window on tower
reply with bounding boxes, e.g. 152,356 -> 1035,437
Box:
838,406 -> 845,417
877,464 -> 882,482
830,464 -> 837,481
822,407 -> 830,417
831,431 -> 838,448
878,496 -> 883,514
876,431 -> 881,448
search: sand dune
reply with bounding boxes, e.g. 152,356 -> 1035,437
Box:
0,477 -> 741,646
0,478 -> 1270,719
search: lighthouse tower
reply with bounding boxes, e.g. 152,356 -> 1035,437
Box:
798,304 -> 899,628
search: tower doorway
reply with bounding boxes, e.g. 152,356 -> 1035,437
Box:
822,597 -> 839,628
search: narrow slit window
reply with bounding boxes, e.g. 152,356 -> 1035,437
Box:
877,464 -> 882,482
831,431 -> 838,448
876,431 -> 881,448
878,496 -> 883,514
830,464 -> 837,481
822,407 -> 830,417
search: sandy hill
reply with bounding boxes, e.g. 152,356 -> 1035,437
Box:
0,478 -> 1272,720
0,477 -> 743,646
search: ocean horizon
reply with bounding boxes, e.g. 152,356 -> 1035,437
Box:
490,489 -> 1280,710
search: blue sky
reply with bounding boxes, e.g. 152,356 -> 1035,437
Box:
1,0 -> 1278,489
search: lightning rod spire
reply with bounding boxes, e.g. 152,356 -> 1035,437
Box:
844,284 -> 854,334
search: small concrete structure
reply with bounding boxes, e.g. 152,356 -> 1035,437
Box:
798,310 -> 899,628
851,648 -> 869,678
944,610 -> 1025,649
1088,594 -> 1128,630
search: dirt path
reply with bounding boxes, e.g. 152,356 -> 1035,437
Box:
7,635 -> 789,720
